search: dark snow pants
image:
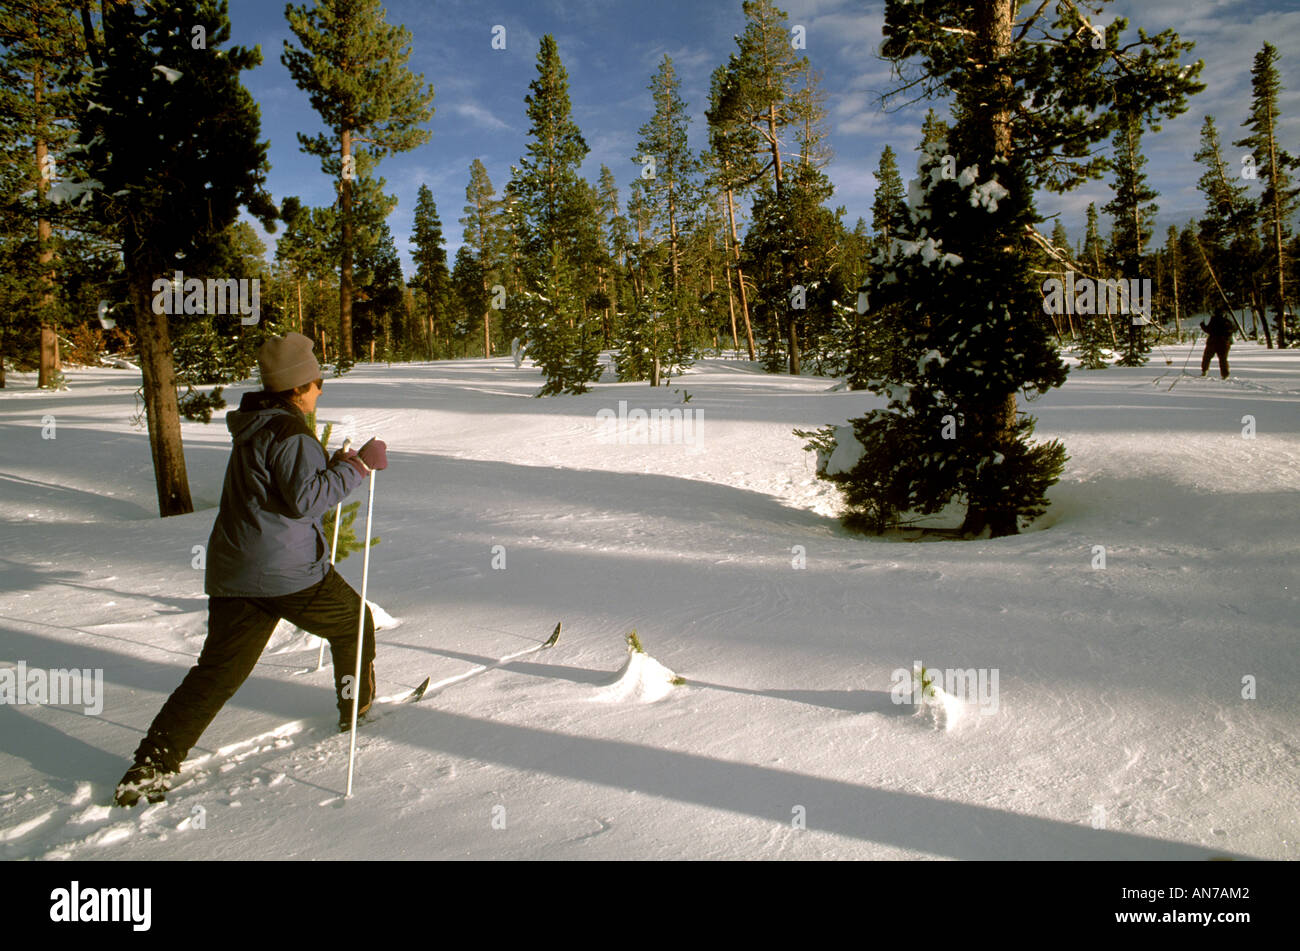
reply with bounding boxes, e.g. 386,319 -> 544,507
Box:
1201,335 -> 1231,378
133,567 -> 376,773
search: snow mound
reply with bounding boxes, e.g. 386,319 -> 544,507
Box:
593,649 -> 679,704
822,425 -> 864,476
916,680 -> 967,732
367,600 -> 401,630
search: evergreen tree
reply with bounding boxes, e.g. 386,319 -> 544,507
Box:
715,0 -> 812,371
69,0 -> 277,517
871,145 -> 907,258
1194,115 -> 1265,343
172,221 -> 274,390
919,107 -> 950,151
720,0 -> 807,200
411,183 -> 452,359
704,62 -> 760,360
1234,42 -> 1298,347
810,0 -> 1202,537
459,159 -> 504,357
0,1 -> 90,388
1103,116 -> 1158,366
596,163 -> 627,348
282,0 -> 433,360
510,35 -> 600,396
275,198 -> 340,352
354,219 -> 405,359
634,54 -> 701,350
1078,202 -> 1113,365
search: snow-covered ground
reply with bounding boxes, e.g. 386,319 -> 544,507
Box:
1,343 -> 1297,860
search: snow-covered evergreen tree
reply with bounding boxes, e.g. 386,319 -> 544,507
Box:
804,137 -> 1068,535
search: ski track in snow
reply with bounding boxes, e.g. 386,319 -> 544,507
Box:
1,345 -> 1298,860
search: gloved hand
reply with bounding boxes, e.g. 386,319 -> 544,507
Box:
358,437 -> 388,471
330,447 -> 358,466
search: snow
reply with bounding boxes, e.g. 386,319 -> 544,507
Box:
970,178 -> 1010,213
47,179 -> 102,206
1,347 -> 1298,860
822,423 -> 864,475
592,648 -> 678,704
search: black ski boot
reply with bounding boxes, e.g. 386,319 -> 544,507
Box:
114,761 -> 176,807
337,699 -> 374,733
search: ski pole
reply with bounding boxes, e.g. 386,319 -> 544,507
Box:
316,438 -> 351,672
345,463 -> 377,798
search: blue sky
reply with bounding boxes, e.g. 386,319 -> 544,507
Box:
227,0 -> 1300,274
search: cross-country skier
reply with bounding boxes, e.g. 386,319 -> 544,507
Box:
114,332 -> 388,806
1200,310 -> 1236,379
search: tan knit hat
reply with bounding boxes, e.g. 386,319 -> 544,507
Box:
258,332 -> 321,392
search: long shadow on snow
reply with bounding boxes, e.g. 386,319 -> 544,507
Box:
0,558 -> 208,616
685,680 -> 907,716
376,703 -> 1241,860
0,702 -> 125,785
0,623 -> 1258,859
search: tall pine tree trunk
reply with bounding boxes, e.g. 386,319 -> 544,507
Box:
722,233 -> 739,351
126,245 -> 193,517
724,184 -> 756,360
962,0 -> 1019,538
34,62 -> 61,389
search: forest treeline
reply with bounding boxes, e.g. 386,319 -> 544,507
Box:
1,0 -> 1294,528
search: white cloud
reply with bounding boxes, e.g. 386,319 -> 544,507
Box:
449,101 -> 513,132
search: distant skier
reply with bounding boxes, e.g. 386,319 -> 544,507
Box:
1199,310 -> 1236,379
114,332 -> 388,806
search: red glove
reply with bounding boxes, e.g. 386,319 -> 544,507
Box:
330,448 -> 358,466
358,438 -> 388,471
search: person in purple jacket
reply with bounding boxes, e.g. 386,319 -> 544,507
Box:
115,332 -> 388,806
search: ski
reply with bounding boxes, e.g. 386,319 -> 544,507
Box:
116,623 -> 561,805
423,621 -> 561,696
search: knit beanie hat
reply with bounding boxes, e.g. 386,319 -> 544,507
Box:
258,332 -> 321,392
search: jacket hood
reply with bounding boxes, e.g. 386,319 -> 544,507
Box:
226,390 -> 305,444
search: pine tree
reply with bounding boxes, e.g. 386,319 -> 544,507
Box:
0,1 -> 89,389
919,108 -> 950,151
459,159 -> 504,358
1103,116 -> 1158,366
1234,42 -> 1298,348
411,184 -> 452,359
1078,202 -> 1114,364
811,0 -> 1202,537
871,146 -> 907,258
722,0 -> 807,201
634,55 -> 701,349
70,0 -> 278,517
1194,115 -> 1266,343
718,0 -> 812,372
282,0 -> 433,361
354,220 -> 405,360
596,163 -> 627,348
510,35 -> 601,396
704,62 -> 760,360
